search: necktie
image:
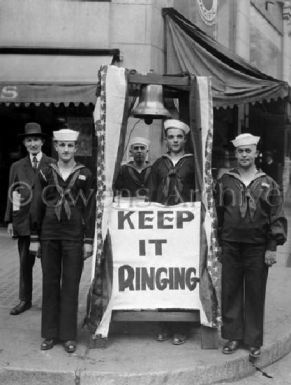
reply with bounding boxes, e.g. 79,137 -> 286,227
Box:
32,156 -> 38,170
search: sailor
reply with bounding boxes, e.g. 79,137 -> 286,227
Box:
114,136 -> 151,200
150,119 -> 196,345
150,119 -> 195,205
30,128 -> 96,353
215,133 -> 287,359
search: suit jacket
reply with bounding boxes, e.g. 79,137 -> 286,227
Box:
4,154 -> 55,237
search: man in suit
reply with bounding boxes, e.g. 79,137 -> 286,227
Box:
5,122 -> 54,315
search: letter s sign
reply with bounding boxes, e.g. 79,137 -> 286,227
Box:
0,86 -> 18,100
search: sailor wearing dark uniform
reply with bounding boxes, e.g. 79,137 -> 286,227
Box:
150,120 -> 195,205
150,119 -> 196,345
215,133 -> 287,359
114,136 -> 151,200
30,128 -> 95,354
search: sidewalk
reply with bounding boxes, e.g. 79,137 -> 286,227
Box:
0,204 -> 291,385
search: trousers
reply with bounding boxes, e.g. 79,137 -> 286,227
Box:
18,236 -> 36,302
221,241 -> 268,347
41,240 -> 83,341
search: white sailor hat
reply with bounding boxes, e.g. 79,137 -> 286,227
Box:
164,119 -> 190,134
129,136 -> 150,148
53,129 -> 79,142
231,133 -> 260,147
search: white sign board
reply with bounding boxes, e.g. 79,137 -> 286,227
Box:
96,201 -> 204,337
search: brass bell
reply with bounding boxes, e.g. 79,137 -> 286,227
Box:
132,84 -> 171,125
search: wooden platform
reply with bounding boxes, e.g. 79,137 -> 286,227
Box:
90,310 -> 218,349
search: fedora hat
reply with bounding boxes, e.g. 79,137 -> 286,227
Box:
19,122 -> 47,138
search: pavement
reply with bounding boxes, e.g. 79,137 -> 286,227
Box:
1,202 -> 291,385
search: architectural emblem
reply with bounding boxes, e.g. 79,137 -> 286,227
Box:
196,0 -> 217,25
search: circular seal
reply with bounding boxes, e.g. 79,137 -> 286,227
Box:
196,0 -> 217,25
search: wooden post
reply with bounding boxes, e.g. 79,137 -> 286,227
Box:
189,76 -> 202,200
88,73 -> 219,350
200,326 -> 219,349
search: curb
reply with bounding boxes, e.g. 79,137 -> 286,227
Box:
1,330 -> 291,385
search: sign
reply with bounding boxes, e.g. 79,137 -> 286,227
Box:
96,201 -> 204,337
0,85 -> 18,100
0,82 -> 97,105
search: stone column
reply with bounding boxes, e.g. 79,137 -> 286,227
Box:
282,0 -> 291,84
282,1 -> 291,196
234,0 -> 251,135
234,0 -> 250,61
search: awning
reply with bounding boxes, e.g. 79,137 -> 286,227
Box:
163,8 -> 290,108
0,49 -> 118,106
0,82 -> 96,106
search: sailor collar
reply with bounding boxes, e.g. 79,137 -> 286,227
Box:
125,162 -> 151,173
162,153 -> 193,165
49,162 -> 85,180
224,168 -> 266,186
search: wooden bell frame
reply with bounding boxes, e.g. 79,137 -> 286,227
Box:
102,72 -> 218,349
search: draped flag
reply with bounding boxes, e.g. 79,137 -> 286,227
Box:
163,8 -> 289,108
197,76 -> 221,327
85,65 -> 129,333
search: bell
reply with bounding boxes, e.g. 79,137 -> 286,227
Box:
132,84 -> 171,125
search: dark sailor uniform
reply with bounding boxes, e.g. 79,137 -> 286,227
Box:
31,162 -> 95,341
149,152 -> 196,338
150,154 -> 196,205
114,161 -> 151,198
261,161 -> 279,185
215,169 -> 287,347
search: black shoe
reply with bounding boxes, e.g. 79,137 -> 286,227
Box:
222,340 -> 240,354
172,333 -> 187,345
249,346 -> 261,358
155,325 -> 170,342
10,301 -> 32,315
40,339 -> 55,351
156,330 -> 170,342
63,340 -> 76,353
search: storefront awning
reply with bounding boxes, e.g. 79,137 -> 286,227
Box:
0,48 -> 118,106
163,8 -> 290,108
0,82 -> 97,106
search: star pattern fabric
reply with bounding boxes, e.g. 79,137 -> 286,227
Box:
85,65 -> 129,335
204,123 -> 221,323
198,76 -> 221,326
95,65 -> 107,267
